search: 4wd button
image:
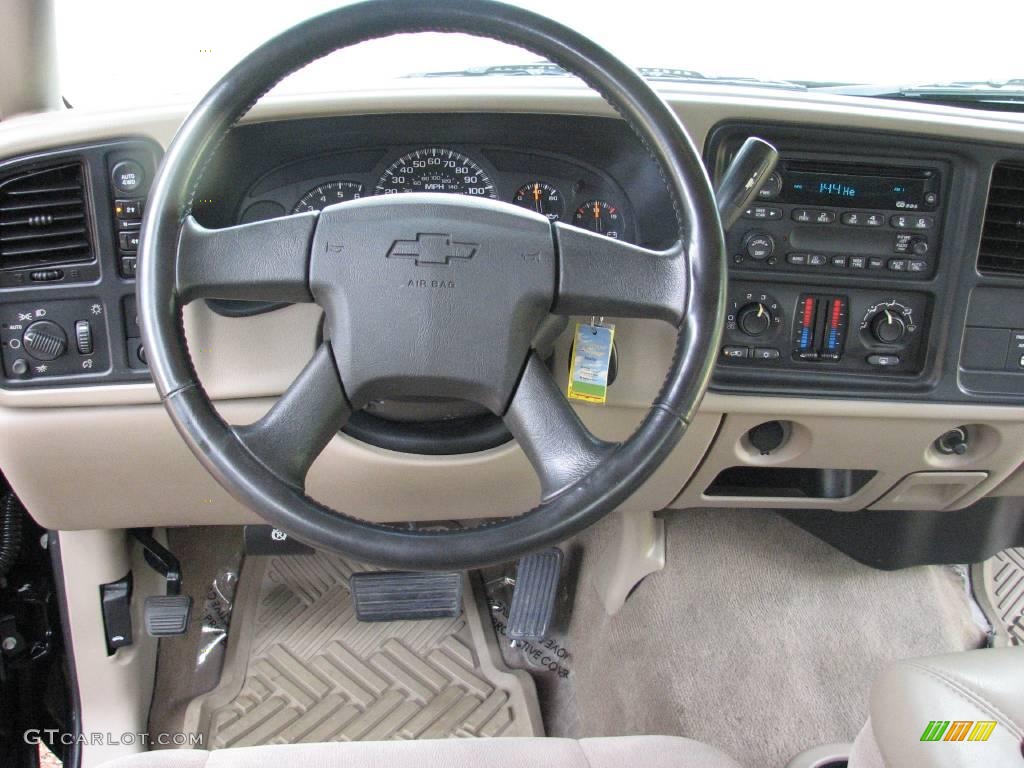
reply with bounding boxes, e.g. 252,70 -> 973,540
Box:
111,160 -> 145,195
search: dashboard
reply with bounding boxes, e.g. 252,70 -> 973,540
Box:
2,86 -> 1024,538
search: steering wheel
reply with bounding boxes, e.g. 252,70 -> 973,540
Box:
138,0 -> 725,570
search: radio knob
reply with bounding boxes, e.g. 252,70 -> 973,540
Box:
742,231 -> 775,261
737,302 -> 773,337
22,320 -> 68,361
870,309 -> 907,345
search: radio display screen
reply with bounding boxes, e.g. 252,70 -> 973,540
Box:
783,170 -> 933,210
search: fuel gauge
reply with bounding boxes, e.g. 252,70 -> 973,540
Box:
513,181 -> 564,221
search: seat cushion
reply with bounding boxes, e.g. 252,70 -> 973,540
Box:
98,736 -> 744,768
856,646 -> 1024,768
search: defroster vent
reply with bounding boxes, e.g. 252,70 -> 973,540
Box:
0,162 -> 92,270
978,161 -> 1024,277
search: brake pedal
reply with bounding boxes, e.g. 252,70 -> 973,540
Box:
507,548 -> 562,642
351,571 -> 462,622
144,595 -> 192,636
129,528 -> 193,637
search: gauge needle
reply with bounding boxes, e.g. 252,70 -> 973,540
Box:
533,183 -> 542,213
593,201 -> 602,233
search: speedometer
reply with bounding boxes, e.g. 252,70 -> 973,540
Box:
375,148 -> 497,198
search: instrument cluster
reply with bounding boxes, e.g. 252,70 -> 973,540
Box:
238,144 -> 635,242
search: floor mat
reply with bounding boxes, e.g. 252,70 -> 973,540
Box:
562,509 -> 986,768
973,547 -> 1024,645
182,552 -> 541,747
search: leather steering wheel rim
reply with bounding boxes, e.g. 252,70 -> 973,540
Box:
138,0 -> 726,570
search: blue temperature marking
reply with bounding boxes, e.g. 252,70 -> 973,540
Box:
828,330 -> 838,349
800,328 -> 811,348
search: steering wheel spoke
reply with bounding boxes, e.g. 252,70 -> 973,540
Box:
552,222 -> 687,326
176,212 -> 317,304
504,353 -> 617,500
233,343 -> 351,489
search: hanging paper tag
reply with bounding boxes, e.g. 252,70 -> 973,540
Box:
567,322 -> 615,404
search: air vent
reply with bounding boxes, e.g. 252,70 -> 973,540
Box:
978,161 -> 1024,277
0,163 -> 92,271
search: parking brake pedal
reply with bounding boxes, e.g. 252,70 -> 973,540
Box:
351,571 -> 463,622
507,548 -> 563,642
129,529 -> 192,637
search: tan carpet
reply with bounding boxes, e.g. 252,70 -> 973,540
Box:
563,509 -> 986,768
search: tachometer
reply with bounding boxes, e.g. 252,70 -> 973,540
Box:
292,181 -> 363,213
513,181 -> 564,221
375,148 -> 497,198
573,199 -> 625,239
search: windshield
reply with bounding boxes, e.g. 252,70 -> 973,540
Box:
55,0 -> 1022,110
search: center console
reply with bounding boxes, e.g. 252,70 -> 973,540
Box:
706,123 -> 961,398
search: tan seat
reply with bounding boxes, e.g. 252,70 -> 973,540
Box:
848,647 -> 1024,768
98,736 -> 744,768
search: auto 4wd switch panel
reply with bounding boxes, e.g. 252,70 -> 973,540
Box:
0,139 -> 159,388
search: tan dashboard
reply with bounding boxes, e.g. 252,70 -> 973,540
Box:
1,82 -> 1024,531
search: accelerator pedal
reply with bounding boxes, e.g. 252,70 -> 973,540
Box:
351,571 -> 463,622
507,548 -> 563,642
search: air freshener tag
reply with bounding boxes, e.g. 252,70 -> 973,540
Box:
567,322 -> 615,404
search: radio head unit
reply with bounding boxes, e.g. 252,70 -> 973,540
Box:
778,161 -> 940,212
722,155 -> 947,281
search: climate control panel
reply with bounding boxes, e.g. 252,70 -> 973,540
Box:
719,281 -> 929,375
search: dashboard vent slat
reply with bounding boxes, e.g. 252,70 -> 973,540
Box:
0,163 -> 92,270
978,161 -> 1024,277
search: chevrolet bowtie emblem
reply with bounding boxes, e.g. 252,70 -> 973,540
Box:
386,233 -> 478,265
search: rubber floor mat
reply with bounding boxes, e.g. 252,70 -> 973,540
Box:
972,547 -> 1024,645
183,553 -> 542,747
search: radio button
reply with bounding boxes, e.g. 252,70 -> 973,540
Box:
849,256 -> 867,269
888,258 -> 908,271
867,354 -> 901,367
841,212 -> 862,226
910,215 -> 934,230
757,172 -> 783,200
793,208 -> 834,224
865,213 -> 886,226
787,253 -> 808,265
830,256 -> 848,268
908,259 -> 928,273
868,257 -> 885,269
743,205 -> 782,220
743,232 -> 775,260
808,254 -> 828,266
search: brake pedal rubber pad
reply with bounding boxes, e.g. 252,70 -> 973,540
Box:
144,595 -> 192,636
351,571 -> 463,622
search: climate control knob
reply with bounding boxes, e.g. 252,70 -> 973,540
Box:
22,320 -> 68,361
870,309 -> 907,345
737,302 -> 773,337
